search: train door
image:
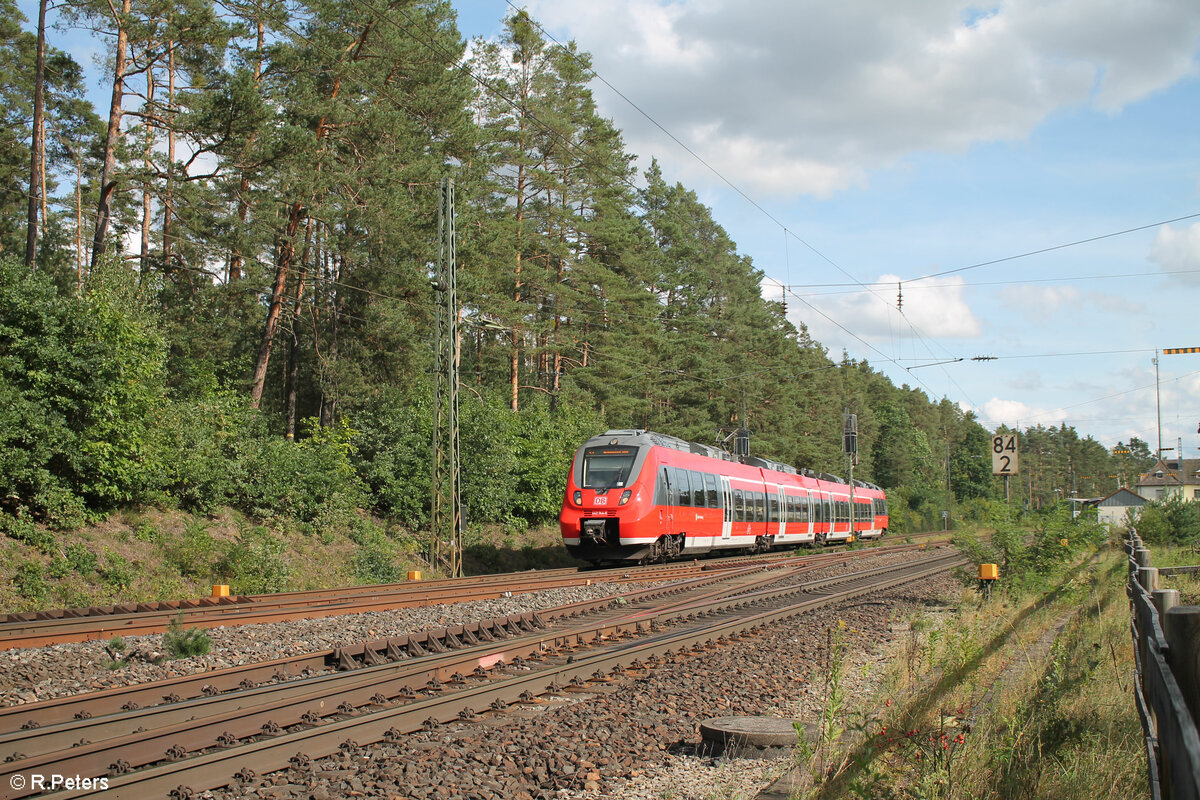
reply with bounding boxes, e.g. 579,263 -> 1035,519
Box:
776,486 -> 787,538
720,476 -> 733,541
802,490 -> 813,541
656,467 -> 674,536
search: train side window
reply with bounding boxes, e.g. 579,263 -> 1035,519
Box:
692,471 -> 706,507
676,468 -> 691,506
785,496 -> 794,523
733,489 -> 744,521
705,474 -> 719,508
654,469 -> 669,506
755,493 -> 765,522
769,494 -> 779,521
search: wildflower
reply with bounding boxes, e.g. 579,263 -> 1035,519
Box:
885,699 -> 892,707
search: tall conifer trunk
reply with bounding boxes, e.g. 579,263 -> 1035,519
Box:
24,0 -> 46,268
250,201 -> 302,408
92,0 -> 132,268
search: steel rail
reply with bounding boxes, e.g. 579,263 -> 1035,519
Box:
0,565 -> 777,732
0,566 -> 805,781
0,539 -> 939,650
0,565 -> 699,650
18,553 -> 962,800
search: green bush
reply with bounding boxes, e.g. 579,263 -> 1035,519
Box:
99,550 -> 138,591
150,392 -> 252,513
953,504 -> 1108,594
352,389 -> 434,526
229,417 -> 365,525
0,257 -> 168,516
218,526 -> 290,594
64,542 -> 98,576
0,514 -> 58,553
162,520 -> 219,579
1135,496 -> 1200,545
353,541 -> 402,585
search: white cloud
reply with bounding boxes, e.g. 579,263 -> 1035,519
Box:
999,284 -> 1082,321
766,272 -> 981,356
1149,222 -> 1200,283
973,396 -> 1069,429
524,0 -> 1200,197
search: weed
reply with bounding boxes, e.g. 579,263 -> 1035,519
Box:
99,550 -> 137,591
162,519 -> 217,579
163,615 -> 212,659
64,542 -> 98,576
218,526 -> 289,594
133,520 -> 163,543
101,636 -> 129,670
12,561 -> 48,605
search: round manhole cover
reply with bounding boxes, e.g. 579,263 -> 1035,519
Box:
699,716 -> 802,748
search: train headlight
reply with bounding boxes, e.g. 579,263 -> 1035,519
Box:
619,490 -> 632,505
574,490 -> 582,505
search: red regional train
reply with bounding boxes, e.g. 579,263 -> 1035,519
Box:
560,429 -> 888,564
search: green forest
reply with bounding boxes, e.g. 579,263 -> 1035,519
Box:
0,1 -> 1157,586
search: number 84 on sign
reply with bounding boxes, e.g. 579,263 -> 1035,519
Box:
992,434 -> 1019,476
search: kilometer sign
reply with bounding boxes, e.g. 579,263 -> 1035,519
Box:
992,434 -> 1019,476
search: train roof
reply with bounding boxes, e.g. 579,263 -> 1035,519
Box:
590,429 -> 882,493
591,429 -> 737,462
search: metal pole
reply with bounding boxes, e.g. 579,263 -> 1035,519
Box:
432,177 -> 463,577
1156,350 -> 1162,456
431,190 -> 447,573
446,178 -> 463,578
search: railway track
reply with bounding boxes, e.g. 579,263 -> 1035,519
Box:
0,547 -> 964,799
0,536 -> 946,651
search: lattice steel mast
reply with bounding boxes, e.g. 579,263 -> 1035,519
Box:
431,177 -> 463,577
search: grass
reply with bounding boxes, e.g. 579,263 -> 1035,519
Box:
0,506 -> 485,613
795,543 -> 1146,800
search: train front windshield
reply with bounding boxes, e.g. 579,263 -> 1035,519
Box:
581,446 -> 639,489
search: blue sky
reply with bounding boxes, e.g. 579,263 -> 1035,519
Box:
454,0 -> 1200,458
20,0 -> 1200,458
